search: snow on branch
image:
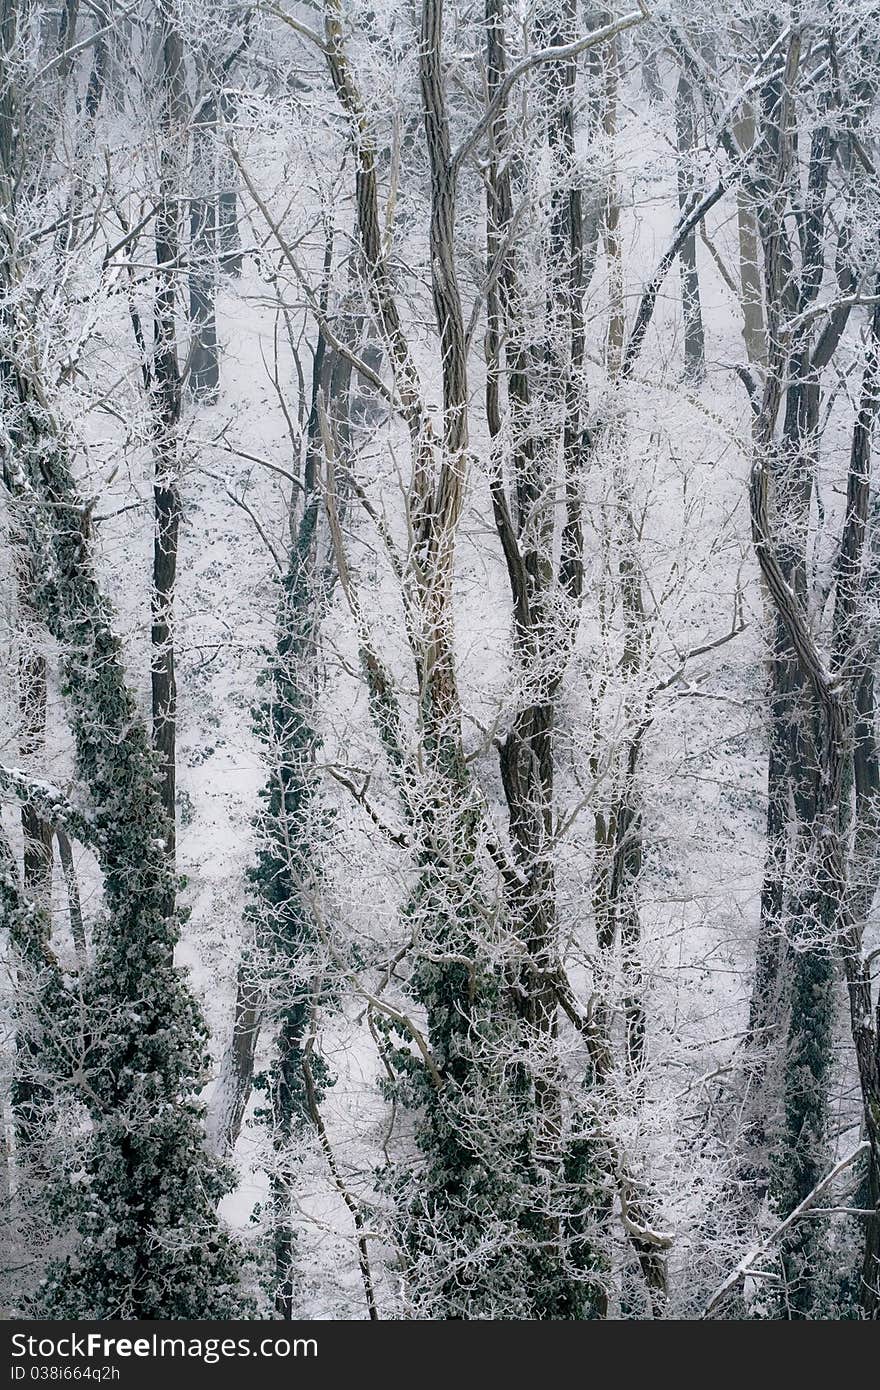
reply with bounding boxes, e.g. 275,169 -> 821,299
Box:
703,1143 -> 870,1318
0,767 -> 97,849
453,5 -> 651,172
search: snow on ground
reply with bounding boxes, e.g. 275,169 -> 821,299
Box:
5,50 -> 870,1317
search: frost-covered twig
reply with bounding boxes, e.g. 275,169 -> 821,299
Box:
453,5 -> 650,172
703,1143 -> 870,1318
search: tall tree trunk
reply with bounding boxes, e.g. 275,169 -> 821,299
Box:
0,18 -> 244,1293
151,0 -> 185,902
483,0 -> 665,1316
208,232 -> 345,1157
218,88 -> 242,275
831,296 -> 880,1316
732,106 -> 766,366
601,34 -> 625,378
16,572 -> 52,914
741,38 -> 867,1311
675,69 -> 705,383
189,77 -> 220,400
635,24 -> 662,106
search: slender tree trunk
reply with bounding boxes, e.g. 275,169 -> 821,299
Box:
189,78 -> 220,400
151,1 -> 185,897
484,0 -> 665,1316
635,24 -> 662,106
54,828 -> 85,961
16,576 -> 52,915
831,296 -> 880,1316
209,236 -> 342,1156
601,34 -> 625,378
675,69 -> 705,383
218,88 -> 242,275
741,43 -> 870,1313
732,106 -> 766,366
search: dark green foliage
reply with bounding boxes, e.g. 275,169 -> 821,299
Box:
763,938 -> 836,1318
246,494 -> 335,1312
376,799 -> 606,1319
3,393 -> 245,1318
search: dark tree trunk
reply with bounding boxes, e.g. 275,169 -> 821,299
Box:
675,70 -> 705,383
189,84 -> 220,400
636,25 -> 663,106
151,1 -> 185,900
740,39 -> 880,1312
218,89 -> 243,275
55,827 -> 86,961
17,620 -> 52,914
482,0 -> 665,1317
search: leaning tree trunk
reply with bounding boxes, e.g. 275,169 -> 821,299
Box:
15,561 -> 52,918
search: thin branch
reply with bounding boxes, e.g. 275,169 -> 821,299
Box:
301,1043 -> 379,1319
223,486 -> 285,572
453,6 -> 650,173
703,1143 -> 870,1318
260,4 -> 328,53
229,143 -> 393,404
326,766 -> 409,848
622,178 -> 729,380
